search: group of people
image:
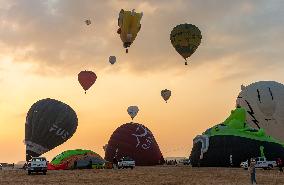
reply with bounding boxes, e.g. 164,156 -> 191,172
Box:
164,160 -> 178,165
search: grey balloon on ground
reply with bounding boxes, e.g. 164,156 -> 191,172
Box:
25,98 -> 78,161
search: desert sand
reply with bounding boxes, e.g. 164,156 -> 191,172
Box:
1,166 -> 284,185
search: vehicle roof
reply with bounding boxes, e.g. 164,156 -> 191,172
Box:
32,157 -> 46,159
121,156 -> 134,160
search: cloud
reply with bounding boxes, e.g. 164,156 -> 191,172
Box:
0,0 -> 283,79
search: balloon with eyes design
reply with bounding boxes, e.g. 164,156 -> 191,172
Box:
236,81 -> 284,141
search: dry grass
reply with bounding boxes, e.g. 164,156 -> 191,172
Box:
1,166 -> 284,185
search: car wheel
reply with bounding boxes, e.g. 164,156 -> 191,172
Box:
43,171 -> 46,175
268,165 -> 273,170
28,171 -> 31,175
131,167 -> 134,170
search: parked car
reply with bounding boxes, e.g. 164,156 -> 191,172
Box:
27,157 -> 48,175
240,157 -> 277,170
118,156 -> 135,169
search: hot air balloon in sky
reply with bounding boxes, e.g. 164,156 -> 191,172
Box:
161,89 -> 171,103
170,23 -> 202,65
25,98 -> 78,161
117,9 -> 143,53
127,106 -> 139,120
236,81 -> 284,142
109,56 -> 116,65
105,122 -> 164,166
85,19 -> 91,26
78,70 -> 97,94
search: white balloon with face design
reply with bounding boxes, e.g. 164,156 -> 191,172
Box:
236,81 -> 284,141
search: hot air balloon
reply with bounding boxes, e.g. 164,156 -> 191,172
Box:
25,98 -> 78,161
78,70 -> 97,94
117,9 -> 143,53
109,56 -> 116,65
236,81 -> 284,142
127,106 -> 139,120
105,122 -> 164,166
161,89 -> 171,103
85,19 -> 91,26
48,149 -> 105,170
190,108 -> 284,167
170,23 -> 202,65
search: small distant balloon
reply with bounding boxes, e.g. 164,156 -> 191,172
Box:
161,89 -> 171,103
109,56 -> 116,65
85,19 -> 91,26
78,70 -> 97,94
127,106 -> 139,120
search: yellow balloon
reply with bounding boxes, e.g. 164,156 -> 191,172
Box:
117,9 -> 143,53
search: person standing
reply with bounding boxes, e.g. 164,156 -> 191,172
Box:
249,158 -> 257,184
277,158 -> 283,172
113,157 -> 118,169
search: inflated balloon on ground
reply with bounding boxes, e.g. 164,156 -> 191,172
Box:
25,98 -> 78,161
190,108 -> 284,167
236,81 -> 284,141
48,149 -> 105,170
105,122 -> 164,166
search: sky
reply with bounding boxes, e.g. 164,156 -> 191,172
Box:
0,0 -> 284,163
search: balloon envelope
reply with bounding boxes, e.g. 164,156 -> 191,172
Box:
170,23 -> 202,65
49,149 -> 104,170
25,98 -> 78,161
105,122 -> 164,166
161,89 -> 171,102
117,9 -> 143,52
109,56 -> 116,65
127,106 -> 139,120
85,19 -> 91,25
236,81 -> 284,142
190,108 -> 284,167
78,70 -> 97,93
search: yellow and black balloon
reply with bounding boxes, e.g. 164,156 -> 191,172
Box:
170,24 -> 202,65
117,9 -> 143,53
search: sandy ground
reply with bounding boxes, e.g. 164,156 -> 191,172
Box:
1,166 -> 284,185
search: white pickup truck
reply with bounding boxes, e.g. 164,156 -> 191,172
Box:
27,157 -> 48,175
118,156 -> 135,169
240,157 -> 277,170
